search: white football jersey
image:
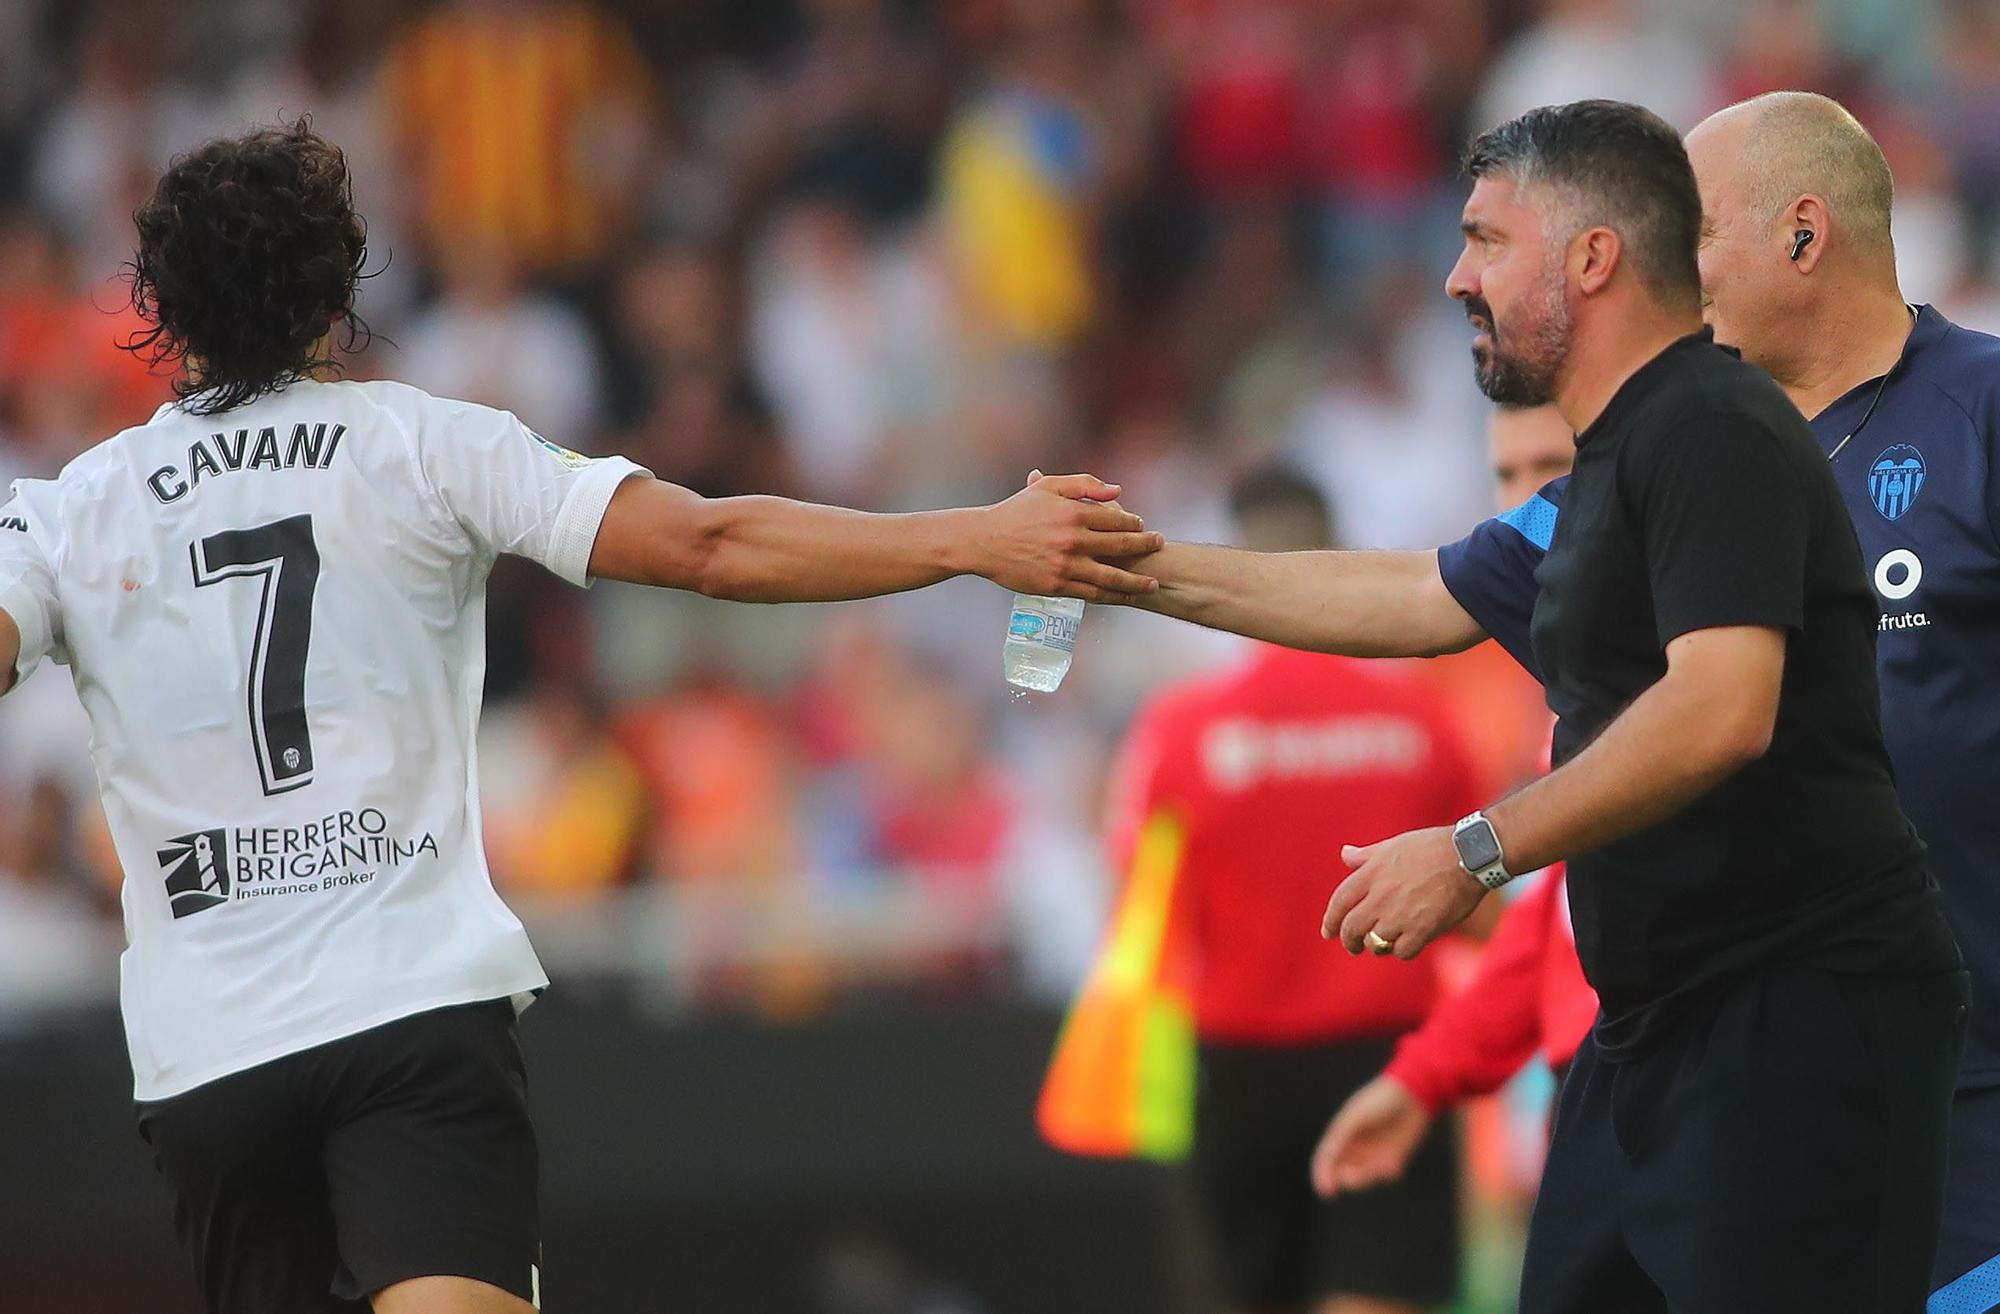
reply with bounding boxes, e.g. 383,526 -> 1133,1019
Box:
0,378 -> 646,1100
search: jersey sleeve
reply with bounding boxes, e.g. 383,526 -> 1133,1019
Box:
1434,477 -> 1563,680
0,486 -> 61,692
422,403 -> 649,587
1629,413 -> 1807,647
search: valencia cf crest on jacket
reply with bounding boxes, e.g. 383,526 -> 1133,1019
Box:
1869,444 -> 1926,520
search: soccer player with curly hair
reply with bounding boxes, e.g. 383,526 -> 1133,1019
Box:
0,119 -> 1158,1314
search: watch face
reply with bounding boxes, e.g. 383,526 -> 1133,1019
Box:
1456,821 -> 1502,872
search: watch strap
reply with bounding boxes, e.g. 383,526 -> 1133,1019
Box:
1452,811 -> 1515,892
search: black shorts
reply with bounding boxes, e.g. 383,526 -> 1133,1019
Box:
1521,966 -> 1969,1314
136,999 -> 540,1314
1191,1035 -> 1461,1308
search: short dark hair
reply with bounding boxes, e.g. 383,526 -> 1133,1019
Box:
1228,465 -> 1333,544
126,119 -> 371,415
1464,100 -> 1701,307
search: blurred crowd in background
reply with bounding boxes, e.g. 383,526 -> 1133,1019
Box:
10,1 -> 2000,1305
3,0 -> 1999,1073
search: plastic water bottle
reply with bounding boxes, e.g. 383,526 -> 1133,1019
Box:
1005,595 -> 1086,692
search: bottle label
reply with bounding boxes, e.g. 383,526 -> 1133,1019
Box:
1010,607 -> 1077,653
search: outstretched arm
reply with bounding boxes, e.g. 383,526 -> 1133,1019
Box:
586,473 -> 1165,603
1125,542 -> 1486,658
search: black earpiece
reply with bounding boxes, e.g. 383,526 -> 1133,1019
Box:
1790,229 -> 1816,261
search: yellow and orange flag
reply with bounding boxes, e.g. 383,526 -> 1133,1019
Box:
1036,811 -> 1198,1161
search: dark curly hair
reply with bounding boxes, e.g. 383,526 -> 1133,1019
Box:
126,118 -> 371,415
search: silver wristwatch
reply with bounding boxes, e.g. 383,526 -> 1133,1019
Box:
1452,811 -> 1515,892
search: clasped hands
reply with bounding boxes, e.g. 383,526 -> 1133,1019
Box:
1012,469 -> 1483,959
978,470 -> 1163,602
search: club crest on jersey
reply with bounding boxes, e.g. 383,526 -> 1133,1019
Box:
528,429 -> 590,469
1869,444 -> 1926,520
158,830 -> 231,918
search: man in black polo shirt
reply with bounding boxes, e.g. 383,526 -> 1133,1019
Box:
1109,100 -> 1966,1311
1338,102 -> 1967,1311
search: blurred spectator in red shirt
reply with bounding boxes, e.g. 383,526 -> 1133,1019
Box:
1099,466 -> 1480,1314
1142,0 -> 1482,297
1151,0 -> 1306,198
859,660 -> 1015,910
1302,0 -> 1485,297
794,628 -> 1015,907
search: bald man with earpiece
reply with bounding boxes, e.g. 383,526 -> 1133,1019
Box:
1686,92 -> 1913,424
1689,92 -> 2000,1310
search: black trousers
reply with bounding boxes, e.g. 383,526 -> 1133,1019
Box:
1520,966 -> 1968,1314
1191,1036 -> 1461,1308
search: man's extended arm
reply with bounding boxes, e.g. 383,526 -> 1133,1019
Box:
1125,542 -> 1487,658
1323,624 -> 1786,956
587,473 -> 1164,602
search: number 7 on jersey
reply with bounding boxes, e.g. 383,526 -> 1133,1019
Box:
191,515 -> 321,795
